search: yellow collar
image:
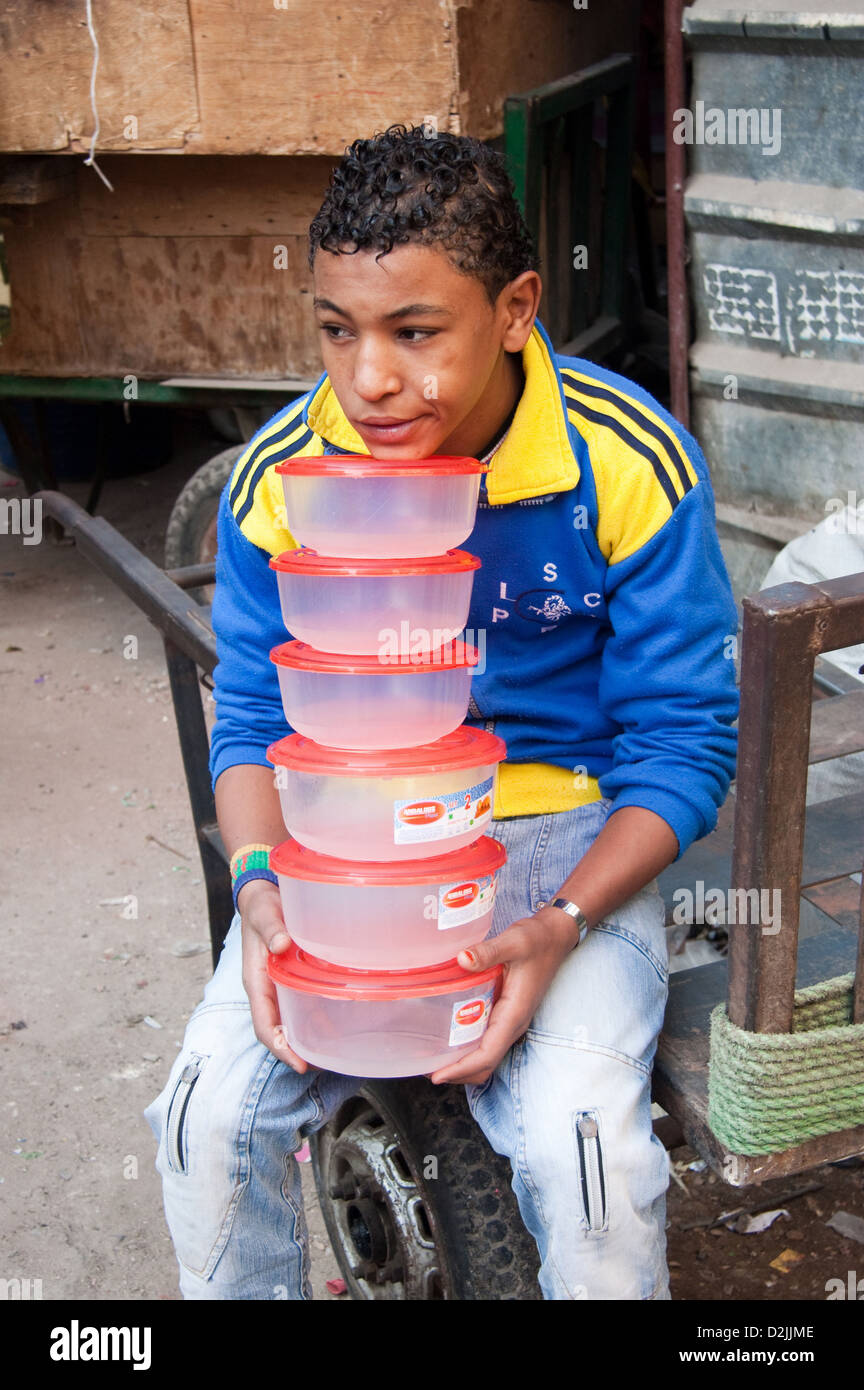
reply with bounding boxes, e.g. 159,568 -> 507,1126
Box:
304,322 -> 580,504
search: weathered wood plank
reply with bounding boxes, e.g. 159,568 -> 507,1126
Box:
0,0 -> 628,155
0,157 -> 76,205
802,876 -> 862,934
76,156 -> 333,238
660,790 -> 864,928
0,1 -> 199,152
458,0 -> 639,139
0,160 -> 326,379
801,790 -> 864,887
808,686 -> 864,762
184,0 -> 456,155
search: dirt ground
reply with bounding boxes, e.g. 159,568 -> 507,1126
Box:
2,417 -> 862,1303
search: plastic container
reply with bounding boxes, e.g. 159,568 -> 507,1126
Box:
268,944 -> 503,1077
269,548 -> 480,656
274,455 -> 488,558
270,639 -> 479,749
267,725 -> 507,860
269,834 -> 506,968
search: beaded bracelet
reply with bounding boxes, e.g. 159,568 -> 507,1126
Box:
232,866 -> 278,912
229,843 -> 274,883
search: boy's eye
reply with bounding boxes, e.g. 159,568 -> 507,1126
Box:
317,324 -> 437,343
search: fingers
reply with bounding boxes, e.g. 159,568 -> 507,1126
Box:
428,993 -> 528,1085
456,918 -> 533,972
428,1047 -> 496,1086
241,917 -> 308,1072
247,977 -> 309,1073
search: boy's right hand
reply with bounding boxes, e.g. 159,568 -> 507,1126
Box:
238,878 -> 309,1072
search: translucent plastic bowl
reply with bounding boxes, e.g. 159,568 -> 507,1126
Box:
268,945 -> 502,1077
270,835 -> 506,969
274,455 -> 488,558
267,725 -> 507,861
270,639 -> 479,749
269,548 -> 480,656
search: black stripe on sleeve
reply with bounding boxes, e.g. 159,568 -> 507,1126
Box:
565,399 -> 681,513
228,408 -> 308,513
562,373 -> 694,496
234,426 -> 315,527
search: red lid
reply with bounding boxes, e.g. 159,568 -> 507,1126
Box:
267,942 -> 502,1000
267,725 -> 507,776
275,454 -> 489,478
270,548 -> 481,578
270,639 -> 479,674
270,833 -> 506,885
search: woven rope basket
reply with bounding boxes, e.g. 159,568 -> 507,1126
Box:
707,973 -> 864,1155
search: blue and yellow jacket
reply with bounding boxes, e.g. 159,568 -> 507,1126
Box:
209,318 -> 739,861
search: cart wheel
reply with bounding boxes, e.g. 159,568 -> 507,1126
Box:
310,1080 -> 542,1301
164,444 -> 245,601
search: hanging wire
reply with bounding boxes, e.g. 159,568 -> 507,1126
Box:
83,0 -> 115,191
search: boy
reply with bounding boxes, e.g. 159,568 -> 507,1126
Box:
145,124 -> 739,1300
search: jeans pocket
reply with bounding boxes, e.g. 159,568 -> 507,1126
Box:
165,1053 -> 208,1175
573,1108 -> 609,1233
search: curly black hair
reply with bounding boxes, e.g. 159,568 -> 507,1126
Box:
308,123 -> 539,305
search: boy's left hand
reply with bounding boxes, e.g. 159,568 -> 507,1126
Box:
427,907 -> 579,1086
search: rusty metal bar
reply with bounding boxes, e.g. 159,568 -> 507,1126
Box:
34,490 -> 217,671
856,879 -> 864,1025
165,562 -> 217,590
163,638 -> 233,965
729,576 -> 864,1033
805,572 -> 864,654
664,0 -> 690,429
729,584 -> 828,1032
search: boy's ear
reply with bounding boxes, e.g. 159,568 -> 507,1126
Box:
499,270 -> 542,352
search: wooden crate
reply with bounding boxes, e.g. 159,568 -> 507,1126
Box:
0,0 -> 634,154
0,0 -> 640,380
0,155 -> 330,379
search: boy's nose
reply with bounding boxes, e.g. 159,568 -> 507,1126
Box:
352,341 -> 403,401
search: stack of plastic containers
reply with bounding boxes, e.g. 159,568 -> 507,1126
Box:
264,454 -> 508,1077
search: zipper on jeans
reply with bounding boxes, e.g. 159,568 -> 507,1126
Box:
166,1054 -> 205,1173
575,1110 -> 607,1231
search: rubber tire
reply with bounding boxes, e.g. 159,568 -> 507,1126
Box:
310,1078 -> 542,1301
164,444 -> 245,600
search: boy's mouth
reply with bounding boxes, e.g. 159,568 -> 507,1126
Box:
356,415 -> 425,444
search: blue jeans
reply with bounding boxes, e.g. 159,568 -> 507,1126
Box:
144,797 -> 671,1300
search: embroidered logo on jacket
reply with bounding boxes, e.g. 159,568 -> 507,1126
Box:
515,589 -> 573,624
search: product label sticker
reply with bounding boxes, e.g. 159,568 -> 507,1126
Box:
393,776 -> 494,844
448,984 -> 496,1047
437,873 -> 497,930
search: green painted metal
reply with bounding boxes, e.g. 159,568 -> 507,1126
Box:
0,375 -> 306,408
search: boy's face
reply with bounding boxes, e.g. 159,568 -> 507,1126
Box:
312,243 -> 538,459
